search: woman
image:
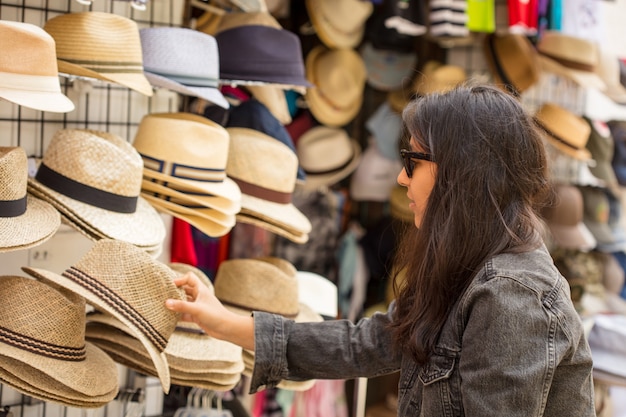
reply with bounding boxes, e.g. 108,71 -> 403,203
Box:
166,84 -> 595,416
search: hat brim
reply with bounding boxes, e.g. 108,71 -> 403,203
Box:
144,72 -> 229,109
299,140 -> 362,190
0,87 -> 75,113
141,193 -> 236,227
540,132 -> 592,161
538,55 -> 607,91
239,193 -> 311,235
57,60 -> 154,97
235,212 -> 309,244
0,195 -> 61,253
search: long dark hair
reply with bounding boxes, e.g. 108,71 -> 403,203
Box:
389,84 -> 552,364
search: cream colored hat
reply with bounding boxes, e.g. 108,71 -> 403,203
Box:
305,0 -> 373,49
596,48 -> 626,104
0,21 -> 74,113
22,239 -> 186,394
0,275 -> 119,406
27,128 -> 166,248
226,127 -> 312,239
235,209 -> 309,244
534,103 -> 592,161
44,11 -> 153,96
0,147 -> 60,253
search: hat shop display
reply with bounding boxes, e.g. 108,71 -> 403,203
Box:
584,118 -> 620,194
0,20 -> 75,113
133,112 -> 241,238
534,102 -> 592,161
43,11 -> 153,96
0,147 -> 60,252
295,270 -> 338,320
360,42 -> 417,92
305,0 -> 373,49
26,128 -> 166,255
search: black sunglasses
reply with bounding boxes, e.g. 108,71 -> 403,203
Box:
400,149 -> 435,178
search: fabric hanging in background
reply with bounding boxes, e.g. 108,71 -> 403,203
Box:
170,218 -> 198,266
508,0 -> 537,35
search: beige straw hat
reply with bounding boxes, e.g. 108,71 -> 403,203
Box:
26,128 -> 166,248
305,46 -> 367,127
305,0 -> 373,49
413,61 -> 467,96
0,147 -> 60,253
534,103 -> 592,161
483,32 -> 540,95
0,21 -> 74,113
43,11 -> 153,96
226,127 -> 312,238
235,210 -> 309,244
0,275 -> 119,404
22,239 -> 186,394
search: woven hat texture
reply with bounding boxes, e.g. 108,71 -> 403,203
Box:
0,21 -> 74,113
0,147 -> 60,252
140,179 -> 240,215
22,239 -> 186,394
305,0 -> 373,49
534,103 -> 592,161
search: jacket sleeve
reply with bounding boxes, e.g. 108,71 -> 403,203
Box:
249,304 -> 402,393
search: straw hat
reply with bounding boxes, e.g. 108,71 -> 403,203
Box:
43,11 -> 153,96
226,127 -> 312,238
0,275 -> 119,405
235,210 -> 310,244
22,239 -> 186,394
305,0 -> 373,49
139,27 -> 228,108
295,271 -> 338,319
0,21 -> 74,113
483,32 -> 540,95
534,103 -> 592,161
297,126 -> 362,190
26,128 -> 166,248
305,46 -> 367,127
596,48 -> 626,104
0,147 -> 60,252
413,60 -> 467,96
140,179 -> 240,215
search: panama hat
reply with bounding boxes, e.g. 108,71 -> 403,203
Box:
27,128 -> 166,248
0,147 -> 60,252
22,239 -> 186,394
43,12 -> 153,96
0,275 -> 119,405
226,127 -> 312,238
0,21 -> 74,113
534,103 -> 592,161
297,126 -> 362,190
483,32 -> 540,95
305,0 -> 373,49
139,27 -> 228,108
305,46 -> 367,127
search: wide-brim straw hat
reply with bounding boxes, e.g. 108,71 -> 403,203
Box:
44,11 -> 153,96
534,103 -> 592,161
0,147 -> 60,252
305,46 -> 367,127
0,275 -> 119,404
0,21 -> 75,113
241,350 -> 316,391
305,0 -> 373,49
140,27 -> 228,108
483,32 -> 540,95
297,126 -> 362,190
413,60 -> 467,96
22,239 -> 186,394
26,128 -> 166,248
226,127 -> 312,237
235,209 -> 309,244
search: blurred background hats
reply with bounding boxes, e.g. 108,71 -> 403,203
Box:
413,60 -> 466,96
596,48 -> 626,104
360,42 -> 417,92
0,21 -> 74,113
584,118 -> 620,194
295,270 -> 338,319
534,103 -> 592,161
365,101 -> 403,161
350,139 -> 403,202
305,0 -> 373,49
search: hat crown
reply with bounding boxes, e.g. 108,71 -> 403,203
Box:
0,147 -> 27,202
0,21 -> 58,77
313,48 -> 367,105
318,0 -> 373,33
415,61 -> 466,95
298,126 -> 354,171
484,33 -> 540,94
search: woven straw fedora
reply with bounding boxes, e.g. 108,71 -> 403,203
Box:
0,21 -> 74,113
305,46 -> 367,127
43,11 -> 153,96
0,275 -> 119,404
235,210 -> 309,244
0,147 -> 60,253
225,127 -> 312,237
140,179 -> 240,215
139,27 -> 228,108
534,103 -> 592,161
297,126 -> 362,190
483,32 -> 540,95
22,239 -> 186,394
305,0 -> 373,49
26,128 -> 166,248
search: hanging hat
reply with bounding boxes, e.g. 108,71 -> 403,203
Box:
596,48 -> 626,104
234,210 -> 310,244
0,21 -> 74,113
139,27 -> 228,108
26,129 -> 166,249
305,46 -> 367,127
226,127 -> 312,240
22,239 -> 186,394
584,118 -> 619,193
579,186 -> 621,252
0,147 -> 60,252
43,11 -> 153,96
297,126 -> 362,190
305,0 -> 373,49
350,139 -> 403,202
413,60 -> 467,96
0,275 -> 119,406
360,42 -> 417,92
543,141 -> 605,189
295,270 -> 338,319
534,103 -> 592,161
365,101 -> 404,161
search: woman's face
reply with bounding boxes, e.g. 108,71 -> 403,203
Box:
397,137 -> 437,229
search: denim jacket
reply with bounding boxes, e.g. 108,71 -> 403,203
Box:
250,244 -> 595,416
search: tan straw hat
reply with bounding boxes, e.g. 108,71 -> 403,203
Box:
534,103 -> 592,161
22,239 -> 186,394
43,11 -> 153,96
26,128 -> 166,248
140,179 -> 240,215
305,46 -> 367,127
0,275 -> 119,405
0,21 -> 74,113
235,210 -> 309,244
226,127 -> 312,238
483,32 -> 540,95
413,61 -> 467,96
305,0 -> 373,49
0,147 -> 60,252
